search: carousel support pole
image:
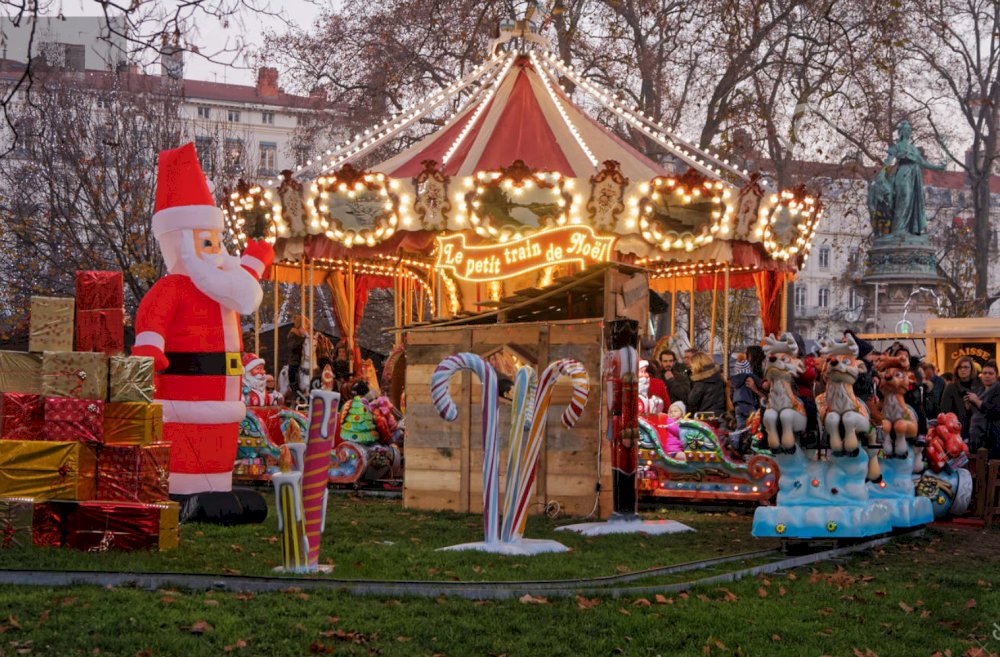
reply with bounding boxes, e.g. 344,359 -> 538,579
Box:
393,270 -> 402,348
347,258 -> 356,374
254,306 -> 260,356
300,259 -> 306,324
308,258 -> 315,384
780,274 -> 789,333
723,267 -> 730,381
689,276 -> 696,350
669,276 -> 676,336
273,272 -> 280,380
709,270 -> 719,356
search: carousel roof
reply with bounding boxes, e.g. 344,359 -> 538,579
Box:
374,56 -> 670,182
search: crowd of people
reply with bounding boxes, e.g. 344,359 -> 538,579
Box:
640,333 -> 1000,459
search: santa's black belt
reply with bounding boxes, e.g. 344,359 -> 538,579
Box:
162,352 -> 242,376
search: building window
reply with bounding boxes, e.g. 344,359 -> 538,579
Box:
224,138 -> 244,173
96,96 -> 111,110
296,114 -> 310,127
197,106 -> 211,119
227,109 -> 241,123
794,285 -> 807,310
294,147 -> 309,167
195,136 -> 214,173
261,111 -> 275,125
849,289 -> 861,310
818,287 -> 830,308
259,142 -> 277,176
818,245 -> 831,269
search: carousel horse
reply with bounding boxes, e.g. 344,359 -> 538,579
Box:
817,335 -> 881,482
874,353 -> 918,459
761,333 -> 807,454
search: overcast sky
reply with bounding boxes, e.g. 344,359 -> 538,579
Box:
23,0 -> 323,85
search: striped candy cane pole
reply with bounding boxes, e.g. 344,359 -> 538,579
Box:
506,359 -> 590,541
303,389 -> 339,568
272,466 -> 309,572
431,353 -> 500,545
499,365 -> 538,543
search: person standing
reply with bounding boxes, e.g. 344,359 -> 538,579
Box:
687,351 -> 726,417
286,315 -> 308,401
941,356 -> 979,442
730,354 -> 761,432
658,349 -> 691,406
965,360 -> 1000,455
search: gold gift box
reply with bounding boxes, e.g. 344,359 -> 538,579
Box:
103,402 -> 163,445
0,351 -> 43,394
0,440 -> 97,500
158,501 -> 180,551
41,351 -> 109,401
109,356 -> 155,403
29,297 -> 75,354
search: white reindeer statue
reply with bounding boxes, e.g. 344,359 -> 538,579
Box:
761,333 -> 807,454
816,335 -> 881,482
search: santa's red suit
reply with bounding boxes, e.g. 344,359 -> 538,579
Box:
133,143 -> 274,496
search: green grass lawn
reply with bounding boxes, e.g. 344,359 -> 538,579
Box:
0,498 -> 998,656
0,496 -> 779,581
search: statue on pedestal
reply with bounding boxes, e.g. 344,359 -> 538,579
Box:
867,121 -> 946,238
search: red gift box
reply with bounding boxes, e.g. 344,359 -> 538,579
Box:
0,393 -> 44,440
64,501 -> 178,552
97,443 -> 170,503
43,397 -> 104,445
32,501 -> 74,547
76,309 -> 125,356
75,271 -> 123,312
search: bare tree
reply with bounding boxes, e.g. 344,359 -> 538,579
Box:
0,0 -> 295,157
0,68 -> 183,322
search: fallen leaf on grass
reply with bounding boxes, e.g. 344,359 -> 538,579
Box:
898,601 -> 913,614
615,564 -> 630,574
576,595 -> 599,610
873,590 -> 887,598
965,598 -> 977,609
819,607 -> 833,616
976,579 -> 991,588
326,616 -> 339,625
234,593 -> 255,601
518,594 -> 548,605
852,648 -> 880,657
318,629 -> 370,644
135,649 -> 152,657
697,594 -> 711,602
396,636 -> 412,642
787,572 -> 797,581
777,586 -> 786,596
654,594 -> 671,605
8,616 -> 22,630
718,588 -> 738,602
308,641 -> 333,654
203,600 -> 220,607
757,588 -> 768,598
771,634 -> 781,641
679,591 -> 689,599
920,610 -> 931,618
471,565 -> 482,573
618,608 -> 631,616
962,649 -> 996,657
633,598 -> 652,607
223,639 -> 248,652
297,593 -> 310,601
189,621 -> 213,635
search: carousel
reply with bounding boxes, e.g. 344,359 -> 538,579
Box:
223,17 -> 823,506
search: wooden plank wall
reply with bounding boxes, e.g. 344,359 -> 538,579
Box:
403,321 -> 612,519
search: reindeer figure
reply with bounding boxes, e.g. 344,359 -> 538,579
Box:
761,333 -> 807,453
817,335 -> 881,482
875,353 -> 918,458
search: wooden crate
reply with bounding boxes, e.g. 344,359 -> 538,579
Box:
403,319 -> 613,519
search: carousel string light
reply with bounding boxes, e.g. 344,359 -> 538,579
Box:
441,53 -> 517,166
292,52 -> 513,182
536,51 -> 745,184
528,51 -> 598,168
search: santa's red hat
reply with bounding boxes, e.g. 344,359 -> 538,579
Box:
152,143 -> 224,239
242,352 -> 265,374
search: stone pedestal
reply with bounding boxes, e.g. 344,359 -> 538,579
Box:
862,234 -> 945,333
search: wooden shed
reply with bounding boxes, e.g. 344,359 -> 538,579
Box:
402,263 -> 648,519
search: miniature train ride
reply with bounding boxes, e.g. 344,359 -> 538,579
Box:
638,335 -> 973,526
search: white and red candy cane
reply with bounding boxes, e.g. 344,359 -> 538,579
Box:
503,358 -> 590,542
431,353 -> 500,545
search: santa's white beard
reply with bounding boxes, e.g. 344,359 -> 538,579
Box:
245,372 -> 267,396
159,231 -> 263,315
638,375 -> 650,398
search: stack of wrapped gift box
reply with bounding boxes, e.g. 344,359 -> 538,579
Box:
0,271 -> 179,551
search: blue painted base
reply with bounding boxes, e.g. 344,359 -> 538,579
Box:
868,451 -> 933,527
751,449 -> 892,539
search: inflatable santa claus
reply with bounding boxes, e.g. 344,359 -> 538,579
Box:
243,352 -> 285,407
132,143 -> 274,522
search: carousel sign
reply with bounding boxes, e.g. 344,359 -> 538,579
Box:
435,225 -> 617,282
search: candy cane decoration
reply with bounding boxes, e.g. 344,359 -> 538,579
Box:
503,358 -> 590,542
431,353 -> 501,544
500,365 -> 538,542
303,390 -> 339,568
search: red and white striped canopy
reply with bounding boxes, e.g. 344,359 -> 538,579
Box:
375,56 -> 670,182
